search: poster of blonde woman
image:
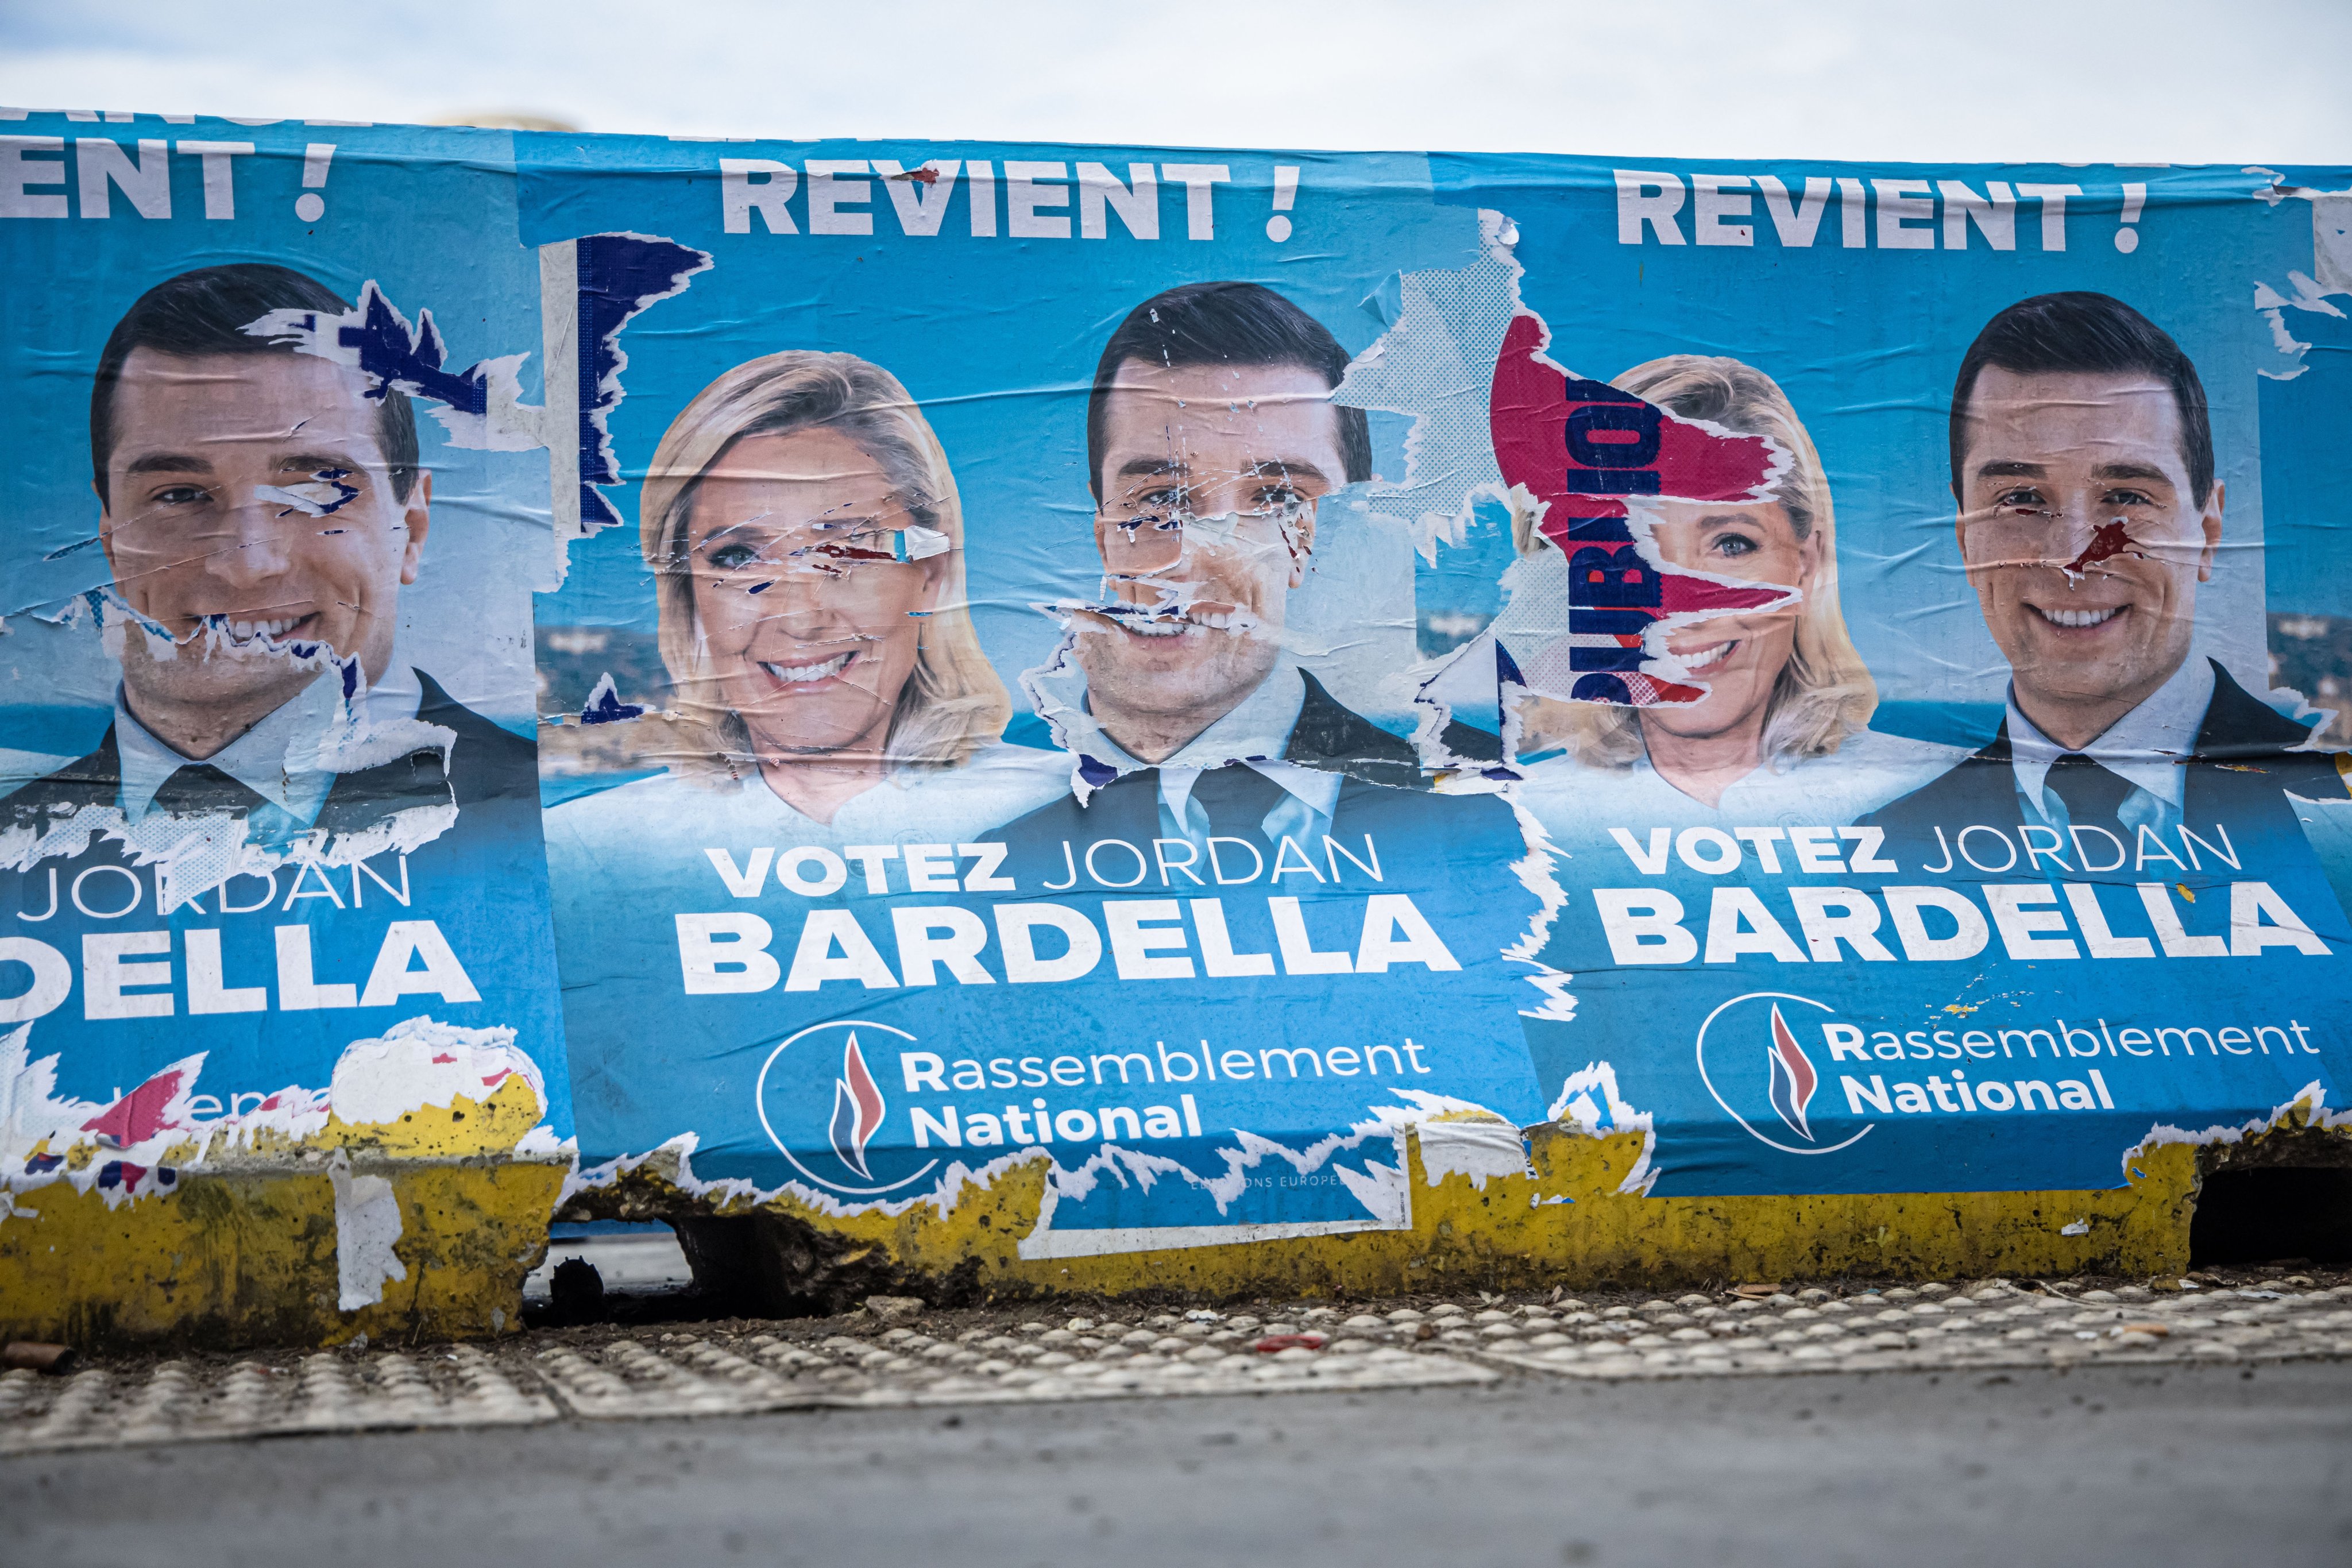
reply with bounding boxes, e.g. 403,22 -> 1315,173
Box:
1506,354 -> 1960,839
543,350 -> 1064,847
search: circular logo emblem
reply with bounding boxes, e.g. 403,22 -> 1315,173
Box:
1693,991 -> 1875,1156
754,1019 -> 940,1196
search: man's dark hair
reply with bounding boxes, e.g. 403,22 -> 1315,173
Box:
1086,280 -> 1372,500
1949,291 -> 2212,509
91,263 -> 419,509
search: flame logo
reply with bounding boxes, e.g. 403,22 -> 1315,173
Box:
1764,1003 -> 1818,1142
1693,992 -> 1871,1158
828,1033 -> 886,1179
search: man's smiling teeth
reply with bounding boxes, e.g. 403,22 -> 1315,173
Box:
763,651 -> 853,683
209,615 -> 304,642
1188,609 -> 1254,632
1113,607 -> 1257,636
2035,605 -> 2123,628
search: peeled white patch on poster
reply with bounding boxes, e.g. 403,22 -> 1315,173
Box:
328,1147 -> 408,1311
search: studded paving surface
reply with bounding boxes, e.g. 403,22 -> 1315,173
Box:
1460,1277 -> 2352,1377
6,1273 -> 2349,1457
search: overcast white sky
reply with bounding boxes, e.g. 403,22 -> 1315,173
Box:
3,0 -> 2348,163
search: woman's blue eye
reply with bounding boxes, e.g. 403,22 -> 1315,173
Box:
1714,534 -> 1757,557
708,543 -> 758,570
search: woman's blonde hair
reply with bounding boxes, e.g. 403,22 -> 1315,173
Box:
639,351 -> 1009,775
1513,354 -> 1875,768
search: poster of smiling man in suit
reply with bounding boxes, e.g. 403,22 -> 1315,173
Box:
0,126 -> 567,1173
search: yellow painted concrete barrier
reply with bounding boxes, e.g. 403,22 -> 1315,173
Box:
2,1026 -> 566,1350
567,1091 -> 2350,1312
11,1081 -> 2345,1347
0,1153 -> 565,1349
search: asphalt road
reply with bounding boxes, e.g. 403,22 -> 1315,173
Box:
8,1361 -> 2350,1567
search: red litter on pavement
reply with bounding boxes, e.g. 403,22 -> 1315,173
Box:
1253,1334 -> 1328,1354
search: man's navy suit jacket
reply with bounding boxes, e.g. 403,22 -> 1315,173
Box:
1,671 -> 554,1105
1857,661 -> 2349,905
5,671 -> 536,839
996,669 -> 1521,884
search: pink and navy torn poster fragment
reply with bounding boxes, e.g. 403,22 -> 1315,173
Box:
1488,310 -> 1791,705
78,1063 -> 190,1148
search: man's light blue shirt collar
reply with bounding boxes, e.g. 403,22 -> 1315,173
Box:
117,661 -> 424,830
1069,654 -> 1309,774
1062,656 -> 1343,840
2006,655 -> 2212,831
